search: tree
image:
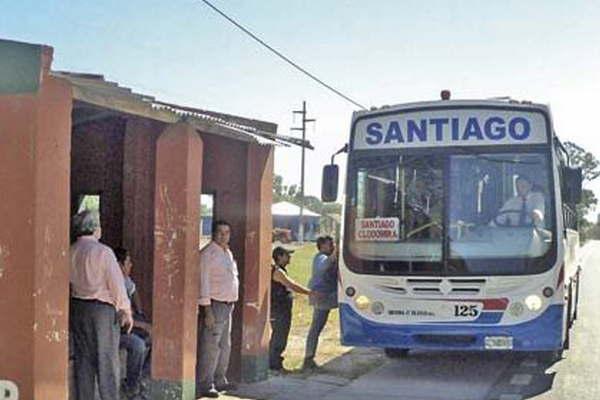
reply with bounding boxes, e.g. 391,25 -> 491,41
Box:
273,175 -> 285,203
287,184 -> 299,198
564,141 -> 600,240
272,174 -> 343,238
564,142 -> 600,181
272,174 -> 342,216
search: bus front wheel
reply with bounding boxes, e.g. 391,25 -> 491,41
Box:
384,348 -> 409,358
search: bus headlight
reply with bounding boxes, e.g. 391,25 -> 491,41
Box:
371,301 -> 385,315
525,295 -> 543,311
355,295 -> 371,311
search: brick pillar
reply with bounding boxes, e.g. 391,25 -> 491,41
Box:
240,144 -> 274,382
0,40 -> 72,399
123,117 -> 164,317
151,122 -> 203,400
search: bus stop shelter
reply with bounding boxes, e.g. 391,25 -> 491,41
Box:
0,38 -> 310,400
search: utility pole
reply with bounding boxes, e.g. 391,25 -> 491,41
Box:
291,101 -> 315,243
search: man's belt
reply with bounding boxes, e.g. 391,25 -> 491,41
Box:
211,299 -> 236,305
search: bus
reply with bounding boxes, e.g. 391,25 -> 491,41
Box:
321,93 -> 583,358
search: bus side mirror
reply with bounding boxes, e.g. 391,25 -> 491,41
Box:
563,167 -> 583,204
322,164 -> 339,202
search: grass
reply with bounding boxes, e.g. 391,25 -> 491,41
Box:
278,243 -> 386,378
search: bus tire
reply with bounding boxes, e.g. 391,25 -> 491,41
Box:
573,267 -> 581,321
564,321 -> 571,350
384,348 -> 409,358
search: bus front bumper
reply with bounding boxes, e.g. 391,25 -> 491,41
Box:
340,303 -> 563,351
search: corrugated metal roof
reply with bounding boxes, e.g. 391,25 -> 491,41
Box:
51,71 -> 313,149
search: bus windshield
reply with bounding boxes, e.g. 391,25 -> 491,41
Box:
346,150 -> 555,275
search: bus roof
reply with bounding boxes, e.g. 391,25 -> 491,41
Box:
350,99 -> 555,150
353,99 -> 551,119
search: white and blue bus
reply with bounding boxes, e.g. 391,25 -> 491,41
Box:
322,94 -> 583,357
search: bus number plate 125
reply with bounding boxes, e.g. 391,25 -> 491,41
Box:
453,304 -> 480,317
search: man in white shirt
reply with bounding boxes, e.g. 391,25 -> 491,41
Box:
495,175 -> 545,227
70,210 -> 133,400
196,220 -> 239,398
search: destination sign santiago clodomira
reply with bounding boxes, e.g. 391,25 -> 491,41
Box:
352,108 -> 548,149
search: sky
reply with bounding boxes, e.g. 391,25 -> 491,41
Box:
2,0 -> 599,219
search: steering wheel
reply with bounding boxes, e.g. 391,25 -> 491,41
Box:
406,220 -> 442,239
492,209 -> 532,228
406,202 -> 430,217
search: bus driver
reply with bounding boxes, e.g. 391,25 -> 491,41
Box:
495,174 -> 545,228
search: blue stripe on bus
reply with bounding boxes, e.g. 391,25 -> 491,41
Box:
429,311 -> 503,325
340,303 -> 563,351
475,311 -> 503,324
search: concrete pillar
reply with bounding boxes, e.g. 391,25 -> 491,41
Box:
0,40 -> 72,400
151,122 -> 203,399
123,117 -> 164,316
240,144 -> 274,382
197,134 -> 248,381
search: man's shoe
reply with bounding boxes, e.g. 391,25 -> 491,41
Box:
120,382 -> 139,399
198,387 -> 220,398
302,358 -> 319,371
215,382 -> 237,392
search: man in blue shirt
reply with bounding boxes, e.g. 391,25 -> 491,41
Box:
113,247 -> 152,399
303,236 -> 338,370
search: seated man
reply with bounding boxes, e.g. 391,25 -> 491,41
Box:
495,175 -> 545,228
114,247 -> 152,398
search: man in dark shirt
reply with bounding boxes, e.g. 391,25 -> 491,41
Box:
269,247 -> 311,373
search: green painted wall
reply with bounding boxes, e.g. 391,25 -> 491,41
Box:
0,39 -> 41,94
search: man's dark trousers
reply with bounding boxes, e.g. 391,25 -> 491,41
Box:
70,298 -> 120,400
269,300 -> 292,369
120,332 -> 147,391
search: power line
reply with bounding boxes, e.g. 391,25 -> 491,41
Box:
198,0 -> 367,110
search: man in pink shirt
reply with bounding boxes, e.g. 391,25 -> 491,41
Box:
69,210 -> 133,400
196,220 -> 239,398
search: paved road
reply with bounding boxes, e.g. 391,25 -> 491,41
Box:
228,242 -> 600,400
320,241 -> 600,400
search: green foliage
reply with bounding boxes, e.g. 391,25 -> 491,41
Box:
564,141 -> 600,241
564,142 -> 600,181
79,195 -> 100,213
273,174 -> 342,216
200,204 -> 212,217
273,174 -> 342,238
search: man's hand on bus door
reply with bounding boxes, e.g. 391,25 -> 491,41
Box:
328,245 -> 339,264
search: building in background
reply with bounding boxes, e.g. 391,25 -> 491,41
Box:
272,201 -> 321,242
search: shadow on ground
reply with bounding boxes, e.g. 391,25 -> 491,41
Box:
220,349 -> 561,400
221,347 -> 386,400
485,351 -> 560,400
